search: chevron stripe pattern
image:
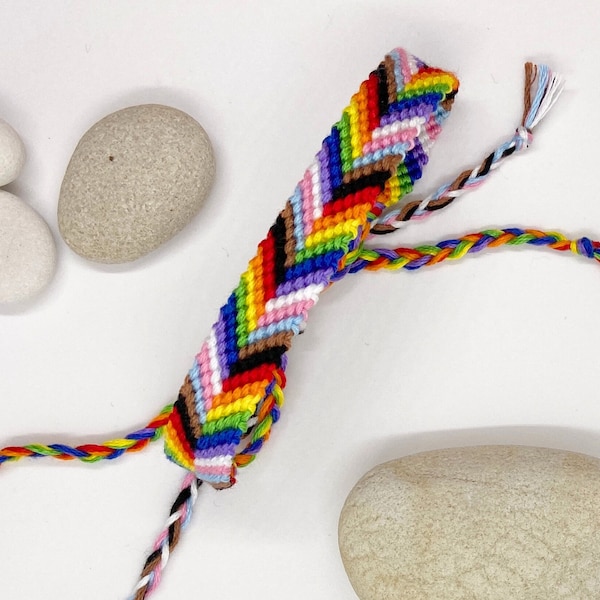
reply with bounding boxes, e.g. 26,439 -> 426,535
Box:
163,48 -> 459,487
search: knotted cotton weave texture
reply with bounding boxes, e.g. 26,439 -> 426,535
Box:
163,48 -> 459,487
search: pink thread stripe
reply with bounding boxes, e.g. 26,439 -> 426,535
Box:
257,298 -> 317,327
425,118 -> 442,139
398,48 -> 413,85
207,329 -> 223,395
192,462 -> 231,476
363,127 -> 419,154
197,342 -> 216,411
301,168 -> 315,236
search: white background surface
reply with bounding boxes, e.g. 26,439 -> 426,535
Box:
1,1 -> 599,599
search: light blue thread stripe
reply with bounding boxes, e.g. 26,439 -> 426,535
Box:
390,48 -> 403,93
352,142 -> 410,169
525,65 -> 549,129
247,316 -> 304,344
289,185 -> 305,250
189,359 -> 207,425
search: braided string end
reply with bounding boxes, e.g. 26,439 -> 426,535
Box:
128,473 -> 202,600
522,62 -> 565,131
371,61 -> 565,234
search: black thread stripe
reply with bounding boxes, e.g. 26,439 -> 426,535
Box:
270,215 -> 288,286
478,152 -> 495,177
176,394 -> 201,451
377,64 -> 389,116
228,346 -> 287,377
331,169 -> 388,201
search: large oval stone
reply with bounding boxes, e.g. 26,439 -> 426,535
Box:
58,104 -> 214,263
339,446 -> 600,599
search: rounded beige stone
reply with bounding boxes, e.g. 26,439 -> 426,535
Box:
339,446 -> 600,600
58,104 -> 215,263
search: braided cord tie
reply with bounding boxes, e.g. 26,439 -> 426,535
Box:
349,229 -> 600,273
0,404 -> 172,465
2,229 -> 589,473
1,231 -> 592,470
370,62 -> 564,234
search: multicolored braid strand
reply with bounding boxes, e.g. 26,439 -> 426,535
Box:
352,229 -> 600,272
0,404 -> 172,465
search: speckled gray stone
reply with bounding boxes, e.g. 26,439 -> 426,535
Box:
58,104 -> 215,263
0,191 -> 56,303
339,446 -> 600,600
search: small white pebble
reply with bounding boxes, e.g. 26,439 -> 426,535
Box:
0,119 -> 26,186
0,191 -> 56,303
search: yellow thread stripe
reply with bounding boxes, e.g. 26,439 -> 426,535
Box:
206,394 -> 262,422
210,381 -> 269,409
305,219 -> 362,248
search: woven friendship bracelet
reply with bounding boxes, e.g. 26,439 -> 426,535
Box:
0,48 -> 569,599
163,49 -> 459,488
